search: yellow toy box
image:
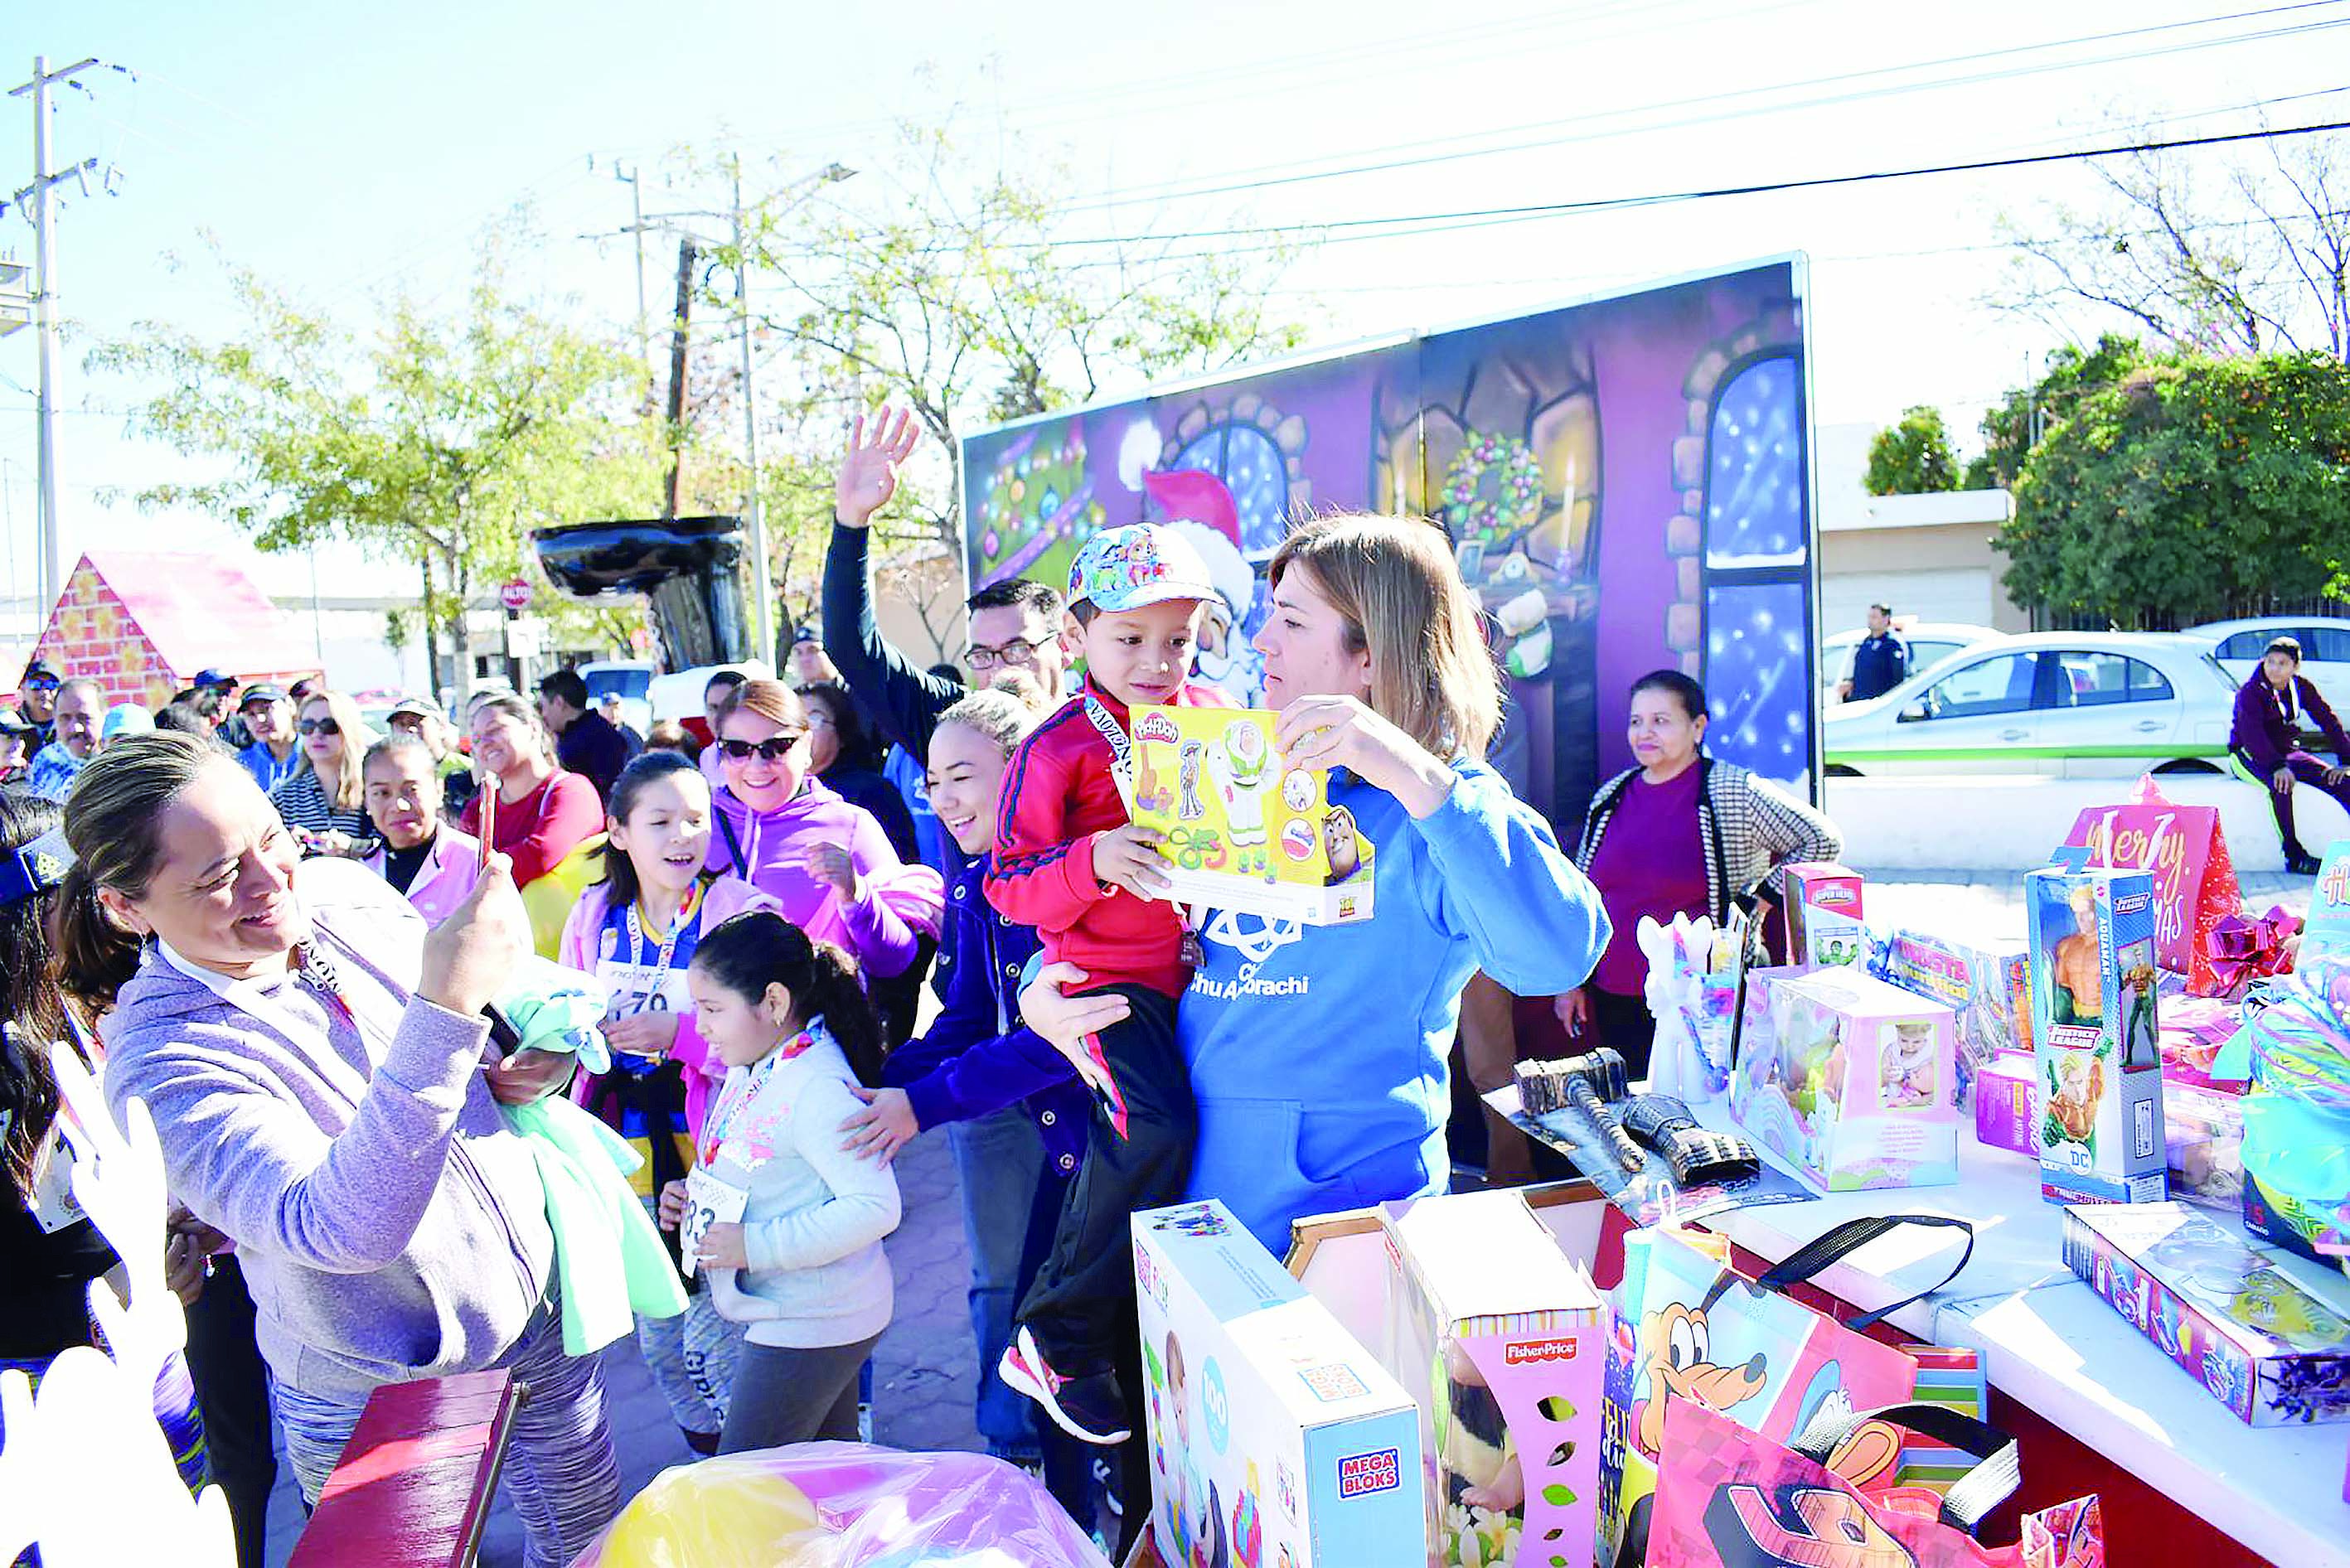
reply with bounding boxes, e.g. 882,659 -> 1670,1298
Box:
1124,704 -> 1376,926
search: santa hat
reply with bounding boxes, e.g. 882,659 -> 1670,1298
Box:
1142,469 -> 1252,619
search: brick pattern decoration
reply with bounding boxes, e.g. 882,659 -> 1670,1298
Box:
22,554 -> 315,710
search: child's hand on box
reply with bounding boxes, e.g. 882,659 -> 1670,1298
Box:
1093,824 -> 1174,902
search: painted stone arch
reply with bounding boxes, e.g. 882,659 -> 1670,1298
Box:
1158,393 -> 1312,561
1662,297 -> 1812,783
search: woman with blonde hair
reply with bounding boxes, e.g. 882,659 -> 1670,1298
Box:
269,687 -> 376,857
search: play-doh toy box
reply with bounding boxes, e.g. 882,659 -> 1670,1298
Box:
1731,966 -> 1960,1192
1379,1188 -> 1605,1568
1122,705 -> 1375,927
1781,862 -> 1866,971
1134,1199 -> 1423,1568
2025,859 -> 2168,1206
2062,1201 -> 2350,1425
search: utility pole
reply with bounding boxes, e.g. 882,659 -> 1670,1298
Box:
9,56 -> 109,620
583,157 -> 655,385
731,157 -> 773,668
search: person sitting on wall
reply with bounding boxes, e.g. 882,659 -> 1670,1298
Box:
1834,603 -> 1911,704
2230,635 -> 2350,877
536,669 -> 631,806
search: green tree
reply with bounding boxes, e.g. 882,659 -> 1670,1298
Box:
91,235 -> 663,681
1966,335 -> 2148,491
1863,405 -> 1960,495
1994,351 -> 2350,627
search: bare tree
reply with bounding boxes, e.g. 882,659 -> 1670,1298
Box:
1995,124 -> 2350,361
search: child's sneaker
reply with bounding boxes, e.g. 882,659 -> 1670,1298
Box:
998,1326 -> 1132,1445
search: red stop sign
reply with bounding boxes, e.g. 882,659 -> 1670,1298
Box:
499,578 -> 533,612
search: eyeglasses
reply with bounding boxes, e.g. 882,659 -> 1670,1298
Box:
718,733 -> 805,762
298,718 -> 341,737
967,637 -> 1041,671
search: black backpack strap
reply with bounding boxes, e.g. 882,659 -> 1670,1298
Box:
713,793 -> 749,874
1788,1401 -> 2021,1536
1755,1214 -> 1977,1329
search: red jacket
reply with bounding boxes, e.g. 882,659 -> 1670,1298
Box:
986,677 -> 1227,1000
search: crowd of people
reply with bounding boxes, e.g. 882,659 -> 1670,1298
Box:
0,409 -> 1857,1564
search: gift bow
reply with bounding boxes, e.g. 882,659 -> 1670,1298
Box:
2208,905 -> 2302,995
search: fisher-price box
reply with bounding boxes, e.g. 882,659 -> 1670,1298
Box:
1732,966 -> 1960,1191
1781,862 -> 1866,970
2063,1201 -> 2350,1425
2025,861 -> 2168,1205
1133,1199 -> 1423,1568
1379,1188 -> 1605,1568
1124,705 -> 1375,926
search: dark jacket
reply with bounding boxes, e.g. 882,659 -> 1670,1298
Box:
880,856 -> 1088,1178
822,524 -> 963,761
1847,632 -> 1911,701
821,763 -> 923,866
2230,672 -> 2350,773
556,709 -> 631,803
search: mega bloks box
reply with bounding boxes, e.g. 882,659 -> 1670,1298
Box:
2062,1201 -> 2350,1425
1379,1188 -> 1605,1568
1732,966 -> 1960,1191
1781,862 -> 1865,971
2025,861 -> 2168,1205
1876,928 -> 2034,1097
1134,1199 -> 1423,1568
1124,705 -> 1375,926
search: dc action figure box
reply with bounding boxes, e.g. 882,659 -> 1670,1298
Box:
1134,1199 -> 1423,1568
2025,856 -> 2168,1205
1124,705 -> 1375,926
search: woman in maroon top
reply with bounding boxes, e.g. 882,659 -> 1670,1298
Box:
1560,670 -> 1842,1074
459,693 -> 603,888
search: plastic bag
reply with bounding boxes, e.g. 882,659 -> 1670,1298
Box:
570,1441 -> 1112,1567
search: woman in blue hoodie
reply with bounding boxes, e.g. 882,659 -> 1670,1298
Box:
1024,513 -> 1612,1254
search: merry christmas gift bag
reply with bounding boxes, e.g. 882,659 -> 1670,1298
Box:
2062,774 -> 2243,995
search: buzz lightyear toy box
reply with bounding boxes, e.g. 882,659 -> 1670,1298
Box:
1729,965 -> 1960,1192
1379,1188 -> 1605,1568
1123,705 -> 1376,926
1134,1198 -> 1424,1568
2026,853 -> 2168,1205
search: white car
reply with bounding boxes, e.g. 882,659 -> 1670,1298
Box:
1823,632 -> 2240,777
578,659 -> 657,737
1821,622 -> 1997,701
647,661 -> 776,743
2185,617 -> 2350,696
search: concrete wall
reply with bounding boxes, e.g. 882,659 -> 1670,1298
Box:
1824,772 -> 2350,874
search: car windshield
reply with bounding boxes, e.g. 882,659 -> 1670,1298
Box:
584,667 -> 652,701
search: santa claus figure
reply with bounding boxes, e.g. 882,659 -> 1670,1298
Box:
1141,467 -> 1262,702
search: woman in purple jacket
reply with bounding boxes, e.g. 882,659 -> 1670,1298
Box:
839,681 -> 1092,1509
2230,635 -> 2350,876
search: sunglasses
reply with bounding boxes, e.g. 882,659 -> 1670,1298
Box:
718,733 -> 804,762
298,718 -> 341,737
22,676 -> 58,691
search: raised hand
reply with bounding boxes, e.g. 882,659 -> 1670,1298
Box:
836,406 -> 922,528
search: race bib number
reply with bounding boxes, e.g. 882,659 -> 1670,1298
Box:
679,1164 -> 749,1278
598,957 -> 690,1019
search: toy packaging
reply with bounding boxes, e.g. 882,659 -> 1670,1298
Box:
2062,1201 -> 2350,1425
1876,928 -> 2034,1098
1133,1199 -> 1424,1568
2303,838 -> 2350,957
2164,1083 -> 2245,1211
1731,966 -> 1960,1192
2024,860 -> 2168,1205
1781,862 -> 1866,971
1974,1050 -> 2037,1158
2158,993 -> 2251,1092
1379,1189 -> 1605,1568
1123,704 -> 1375,926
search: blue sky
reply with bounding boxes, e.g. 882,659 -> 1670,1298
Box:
2,0 -> 2343,603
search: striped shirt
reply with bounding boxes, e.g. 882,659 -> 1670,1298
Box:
269,767 -> 371,840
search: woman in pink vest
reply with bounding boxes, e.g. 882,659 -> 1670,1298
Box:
360,732 -> 482,923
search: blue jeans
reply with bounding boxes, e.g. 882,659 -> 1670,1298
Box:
947,1106 -> 1049,1452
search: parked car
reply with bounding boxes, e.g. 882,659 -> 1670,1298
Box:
577,658 -> 657,736
1822,632 -> 2239,777
647,660 -> 776,746
1820,621 -> 1997,700
2184,617 -> 2350,697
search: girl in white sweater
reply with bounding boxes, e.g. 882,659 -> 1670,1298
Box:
658,911 -> 901,1452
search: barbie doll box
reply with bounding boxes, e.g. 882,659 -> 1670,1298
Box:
1730,966 -> 1960,1192
1122,704 -> 1376,926
1132,1199 -> 1423,1568
2062,1201 -> 2350,1425
2025,860 -> 2168,1206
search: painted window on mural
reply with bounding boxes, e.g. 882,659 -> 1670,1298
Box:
1170,423 -> 1291,559
1703,356 -> 1805,569
1702,351 -> 1812,783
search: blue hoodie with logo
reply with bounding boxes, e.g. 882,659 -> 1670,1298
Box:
1177,759 -> 1610,1253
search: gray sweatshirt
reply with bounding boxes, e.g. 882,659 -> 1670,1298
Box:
703,1020 -> 899,1348
100,861 -> 555,1402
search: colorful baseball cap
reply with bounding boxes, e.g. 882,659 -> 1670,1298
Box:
1066,523 -> 1218,614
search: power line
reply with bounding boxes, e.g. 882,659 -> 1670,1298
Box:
1062,1 -> 2350,211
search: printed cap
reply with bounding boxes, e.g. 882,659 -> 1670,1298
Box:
1066,524 -> 1217,614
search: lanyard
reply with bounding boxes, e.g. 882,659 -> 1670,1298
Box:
620,881 -> 704,1015
1084,693 -> 1135,796
696,1028 -> 816,1166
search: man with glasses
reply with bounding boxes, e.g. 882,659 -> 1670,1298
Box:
234,684 -> 303,795
16,661 -> 60,749
27,677 -> 102,800
822,408 -> 1068,768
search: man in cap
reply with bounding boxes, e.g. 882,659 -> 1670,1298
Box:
27,678 -> 103,800
235,684 -> 303,796
790,623 -> 841,686
0,706 -> 34,782
16,661 -> 60,749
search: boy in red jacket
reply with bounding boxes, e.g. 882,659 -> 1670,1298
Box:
986,521 -> 1225,1444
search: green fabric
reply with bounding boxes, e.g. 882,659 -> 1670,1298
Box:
501,1094 -> 687,1355
497,956 -> 613,1074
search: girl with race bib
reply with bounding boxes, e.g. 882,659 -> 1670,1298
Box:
559,751 -> 774,1454
657,912 -> 900,1454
